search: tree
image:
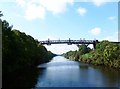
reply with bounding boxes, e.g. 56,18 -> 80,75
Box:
0,11 -> 3,17
78,44 -> 91,55
64,40 -> 120,68
96,40 -> 110,53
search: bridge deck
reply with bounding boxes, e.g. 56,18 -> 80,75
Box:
39,39 -> 98,45
39,39 -> 120,45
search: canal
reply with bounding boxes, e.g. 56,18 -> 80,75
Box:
35,56 -> 120,87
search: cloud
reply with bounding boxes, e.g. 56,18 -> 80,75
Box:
39,0 -> 74,15
89,27 -> 101,35
16,0 -> 74,20
91,0 -> 108,7
108,16 -> 116,21
77,7 -> 87,16
16,0 -> 26,7
84,0 -> 114,7
25,2 -> 45,20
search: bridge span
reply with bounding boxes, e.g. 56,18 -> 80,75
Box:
39,38 -> 99,49
39,38 -> 120,49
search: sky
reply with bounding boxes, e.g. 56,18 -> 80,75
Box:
0,0 -> 119,54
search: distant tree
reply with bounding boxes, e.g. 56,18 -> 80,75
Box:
0,11 -> 3,17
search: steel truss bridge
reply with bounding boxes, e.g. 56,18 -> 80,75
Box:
39,38 -> 99,49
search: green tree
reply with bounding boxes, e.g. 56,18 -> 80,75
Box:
78,44 -> 91,55
2,20 -> 55,74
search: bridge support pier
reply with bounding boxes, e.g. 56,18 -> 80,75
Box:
93,40 -> 99,49
93,43 -> 96,49
77,44 -> 80,47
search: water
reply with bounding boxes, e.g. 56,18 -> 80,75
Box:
35,56 -> 120,87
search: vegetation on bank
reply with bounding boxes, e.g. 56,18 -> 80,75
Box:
2,20 -> 56,73
64,41 -> 120,69
1,12 -> 56,87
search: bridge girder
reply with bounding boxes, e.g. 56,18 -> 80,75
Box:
40,39 -> 99,49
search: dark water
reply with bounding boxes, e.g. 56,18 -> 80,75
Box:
35,56 -> 120,87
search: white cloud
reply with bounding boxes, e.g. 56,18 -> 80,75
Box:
25,3 -> 45,20
108,16 -> 116,21
39,0 -> 74,15
77,7 -> 87,16
89,27 -> 101,35
91,0 -> 108,7
16,0 -> 74,20
16,0 -> 26,7
91,0 -> 115,7
83,0 -> 113,7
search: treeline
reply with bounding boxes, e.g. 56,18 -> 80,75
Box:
2,19 -> 56,87
64,41 -> 120,69
2,20 -> 56,73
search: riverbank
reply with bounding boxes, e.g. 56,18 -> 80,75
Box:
2,20 -> 56,88
65,54 -> 120,70
63,40 -> 120,69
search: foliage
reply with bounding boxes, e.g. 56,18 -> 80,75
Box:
64,44 -> 91,61
64,41 -> 120,69
2,20 -> 56,75
78,44 -> 91,55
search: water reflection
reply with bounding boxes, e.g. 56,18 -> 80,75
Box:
79,65 -> 89,69
35,56 -> 120,87
90,65 -> 120,87
37,56 -> 80,68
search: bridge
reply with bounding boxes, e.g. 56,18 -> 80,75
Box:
39,38 -> 120,49
39,38 -> 99,49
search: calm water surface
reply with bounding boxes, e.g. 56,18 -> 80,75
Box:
35,56 -> 120,87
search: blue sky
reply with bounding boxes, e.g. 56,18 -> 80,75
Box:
0,0 -> 119,54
